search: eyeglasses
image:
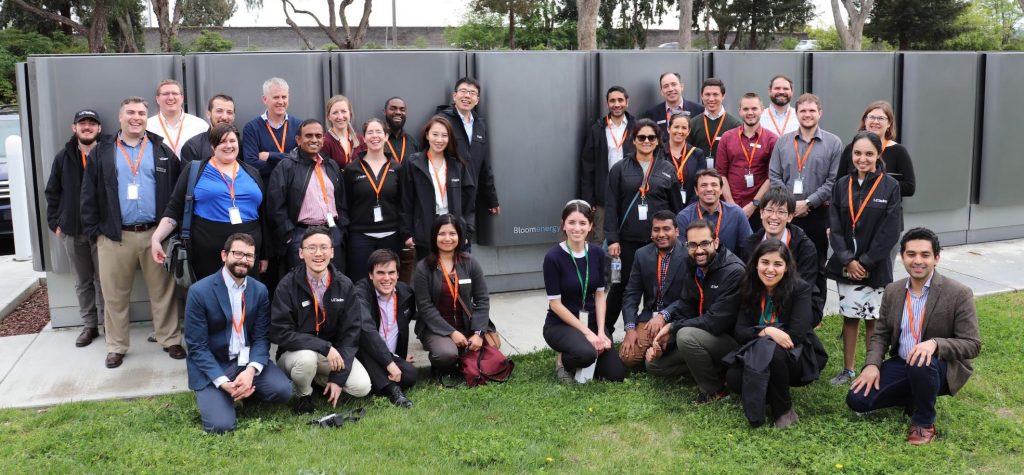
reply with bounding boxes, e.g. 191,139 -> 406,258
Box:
865,115 -> 888,122
685,240 -> 714,250
229,250 -> 256,261
761,208 -> 790,217
302,245 -> 332,254
456,88 -> 479,97
635,134 -> 659,143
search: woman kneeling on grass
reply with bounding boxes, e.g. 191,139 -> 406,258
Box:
724,239 -> 827,428
542,200 -> 626,383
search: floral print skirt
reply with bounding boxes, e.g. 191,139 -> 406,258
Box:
836,283 -> 884,320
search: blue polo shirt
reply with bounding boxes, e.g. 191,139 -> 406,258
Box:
115,134 -> 158,225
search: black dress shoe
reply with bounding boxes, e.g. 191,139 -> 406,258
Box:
386,385 -> 413,409
76,327 -> 99,347
293,395 -> 315,414
105,352 -> 125,368
163,344 -> 187,359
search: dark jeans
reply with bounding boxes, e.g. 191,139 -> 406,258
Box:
362,352 -> 418,394
793,206 -> 828,306
603,239 -> 646,338
846,357 -> 950,427
287,225 -> 345,273
543,323 -> 626,382
193,361 -> 293,434
346,232 -> 402,282
726,344 -> 805,421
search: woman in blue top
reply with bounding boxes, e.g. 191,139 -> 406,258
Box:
152,123 -> 269,280
543,200 -> 626,383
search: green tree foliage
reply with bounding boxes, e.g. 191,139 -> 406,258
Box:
599,0 -> 671,49
865,0 -> 969,50
186,30 -> 233,52
0,28 -> 77,103
946,0 -> 1023,50
180,0 -> 238,27
444,10 -> 506,50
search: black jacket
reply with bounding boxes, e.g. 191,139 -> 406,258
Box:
658,144 -> 706,206
642,100 -> 704,142
80,131 -> 180,241
45,134 -> 109,235
270,264 -> 363,387
437,105 -> 499,210
739,224 -> 823,324
605,155 -> 684,244
826,170 -> 902,288
267,148 -> 349,247
399,151 -> 476,248
622,240 -> 690,327
342,154 -> 402,234
579,112 -> 637,206
353,278 -> 416,362
384,130 -> 421,164
413,256 -> 495,338
667,247 -> 746,336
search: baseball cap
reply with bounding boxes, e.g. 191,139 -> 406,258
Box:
74,109 -> 101,124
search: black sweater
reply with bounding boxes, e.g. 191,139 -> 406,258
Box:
837,142 -> 915,198
825,170 -> 902,288
343,153 -> 402,234
604,155 -> 684,244
667,247 -> 746,336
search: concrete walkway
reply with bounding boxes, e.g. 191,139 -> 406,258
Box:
1,239 -> 1021,409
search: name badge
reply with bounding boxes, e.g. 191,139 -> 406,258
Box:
637,203 -> 649,221
579,309 -> 589,323
228,207 -> 242,225
127,183 -> 139,200
301,300 -> 311,308
705,158 -> 715,169
326,214 -> 336,228
680,189 -> 687,204
744,173 -> 755,188
373,206 -> 383,223
238,346 -> 250,366
752,143 -> 761,149
793,178 -> 804,195
458,278 -> 472,284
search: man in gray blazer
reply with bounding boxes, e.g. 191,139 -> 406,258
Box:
847,227 -> 981,446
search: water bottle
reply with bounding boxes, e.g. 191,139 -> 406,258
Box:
610,256 -> 622,284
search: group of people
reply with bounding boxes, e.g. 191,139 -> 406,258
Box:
43,72 -> 981,444
570,73 -> 980,442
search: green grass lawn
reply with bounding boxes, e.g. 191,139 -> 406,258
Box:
2,292 -> 1022,474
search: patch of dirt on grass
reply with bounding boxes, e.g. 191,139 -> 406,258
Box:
0,284 -> 50,337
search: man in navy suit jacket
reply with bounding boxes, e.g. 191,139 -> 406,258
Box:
185,233 -> 292,434
619,210 -> 689,369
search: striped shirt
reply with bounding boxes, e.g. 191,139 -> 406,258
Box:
898,274 -> 933,360
296,154 -> 337,225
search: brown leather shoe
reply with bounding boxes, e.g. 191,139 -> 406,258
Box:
76,327 -> 99,347
164,344 -> 187,359
907,424 -> 936,445
105,352 -> 125,368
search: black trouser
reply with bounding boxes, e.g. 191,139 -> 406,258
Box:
543,323 -> 626,382
793,206 -> 829,311
602,238 -> 646,338
726,344 -> 804,423
191,217 -> 262,281
346,231 -> 402,282
362,352 -> 418,395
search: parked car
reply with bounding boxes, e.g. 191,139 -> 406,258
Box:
794,39 -> 820,51
0,106 -> 19,236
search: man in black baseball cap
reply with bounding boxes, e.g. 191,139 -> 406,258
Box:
45,109 -> 106,347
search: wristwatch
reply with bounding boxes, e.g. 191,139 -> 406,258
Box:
751,199 -> 761,207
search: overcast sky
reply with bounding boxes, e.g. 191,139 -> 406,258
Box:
161,0 -> 838,29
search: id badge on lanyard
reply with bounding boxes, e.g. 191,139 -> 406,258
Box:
127,183 -> 139,200
638,203 -> 649,221
793,178 -> 804,195
228,207 -> 242,225
373,205 -> 384,223
326,214 -> 336,228
745,172 -> 755,188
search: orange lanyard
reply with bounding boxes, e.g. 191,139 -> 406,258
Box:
696,204 -> 723,238
737,127 -> 762,170
905,289 -> 926,343
793,136 -> 815,174
232,292 -> 247,336
264,119 -> 287,153
882,140 -> 890,155
80,150 -> 88,169
309,273 -> 331,333
428,151 -> 447,202
211,161 -> 239,203
312,155 -> 332,210
760,294 -> 777,325
606,117 -> 629,150
157,114 -> 184,152
703,114 -> 726,153
768,108 -> 791,137
440,260 -> 459,315
359,159 -> 392,203
386,136 -> 406,163
848,174 -> 884,230
638,158 -> 655,200
671,144 -> 697,184
116,136 -> 148,177
694,276 -> 705,315
380,294 -> 398,340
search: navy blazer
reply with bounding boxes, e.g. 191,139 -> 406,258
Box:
621,240 -> 690,327
184,269 -> 271,391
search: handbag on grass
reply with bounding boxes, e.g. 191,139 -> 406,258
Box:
162,160 -> 202,288
449,275 -> 513,386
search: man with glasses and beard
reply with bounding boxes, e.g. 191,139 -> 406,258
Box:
184,233 -> 293,434
382,97 -> 420,163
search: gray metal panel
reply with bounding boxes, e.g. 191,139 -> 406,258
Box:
470,51 -> 592,247
596,51 -> 703,121
977,53 -> 1024,207
809,52 -> 896,142
185,51 -> 330,128
900,53 -> 978,235
15,62 -> 45,272
709,51 -> 805,112
335,50 -> 465,144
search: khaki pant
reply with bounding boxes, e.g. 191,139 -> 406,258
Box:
97,229 -> 181,354
277,349 -> 371,397
618,320 -> 655,369
647,327 -> 738,394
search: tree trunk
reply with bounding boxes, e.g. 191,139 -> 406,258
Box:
831,0 -> 874,50
677,0 -> 693,49
9,0 -> 105,52
339,0 -> 373,49
150,0 -> 182,52
116,14 -> 140,53
508,2 -> 516,49
576,0 -> 599,50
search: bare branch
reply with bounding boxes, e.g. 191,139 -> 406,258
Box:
283,0 -> 345,47
280,0 -> 315,49
8,0 -> 87,35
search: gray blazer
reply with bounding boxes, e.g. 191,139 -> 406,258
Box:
413,256 -> 495,337
866,271 -> 982,394
621,240 -> 689,327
